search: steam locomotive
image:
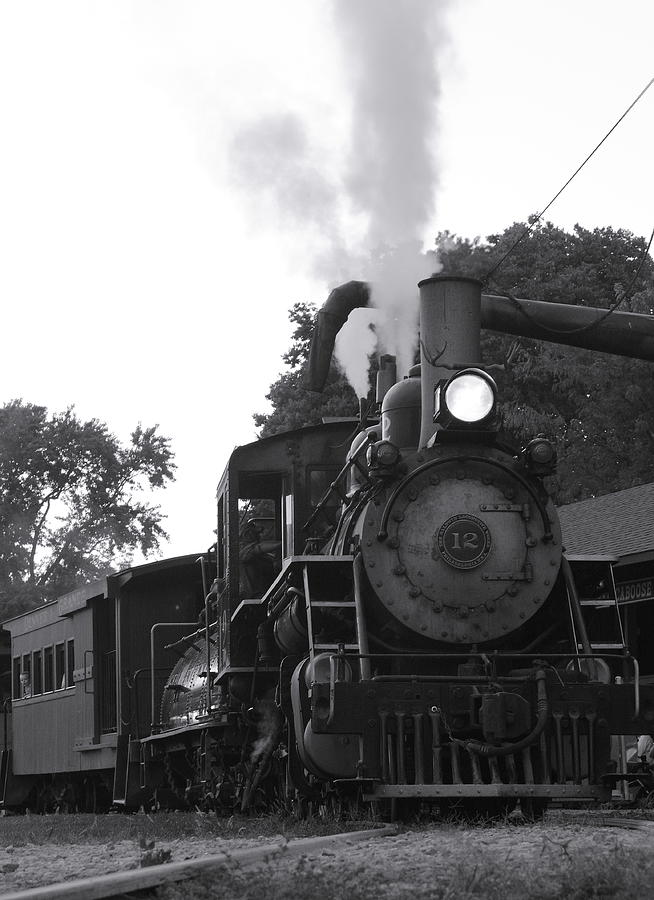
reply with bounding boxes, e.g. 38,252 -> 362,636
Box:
3,274 -> 654,818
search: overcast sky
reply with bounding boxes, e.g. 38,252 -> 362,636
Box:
0,0 -> 652,558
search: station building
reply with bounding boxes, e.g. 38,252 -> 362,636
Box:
559,483 -> 654,682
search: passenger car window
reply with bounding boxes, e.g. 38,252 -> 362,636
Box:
20,654 -> 31,699
32,650 -> 43,695
12,658 -> 20,700
55,643 -> 66,690
44,646 -> 54,693
67,640 -> 75,688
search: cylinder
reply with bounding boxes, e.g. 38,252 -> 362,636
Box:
417,276 -> 483,448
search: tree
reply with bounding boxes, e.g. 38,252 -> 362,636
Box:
254,302 -> 359,437
436,221 -> 654,504
257,221 -> 654,506
0,401 -> 175,616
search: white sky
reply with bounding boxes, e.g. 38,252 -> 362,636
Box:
0,0 -> 652,559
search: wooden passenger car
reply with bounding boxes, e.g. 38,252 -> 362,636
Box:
1,556 -> 204,809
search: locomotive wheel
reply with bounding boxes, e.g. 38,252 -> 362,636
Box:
81,776 -> 111,813
320,791 -> 350,822
319,788 -> 365,822
520,798 -> 548,821
391,798 -> 422,823
163,750 -> 194,807
445,799 -> 517,823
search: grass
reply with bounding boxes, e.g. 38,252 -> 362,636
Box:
153,827 -> 654,900
0,810 -> 371,847
3,810 -> 654,898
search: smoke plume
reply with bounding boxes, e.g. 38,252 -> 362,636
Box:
332,0 -> 447,383
230,0 -> 448,391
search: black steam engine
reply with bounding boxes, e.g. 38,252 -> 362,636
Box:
3,275 -> 654,817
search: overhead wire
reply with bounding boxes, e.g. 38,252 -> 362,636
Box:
484,76 -> 654,285
488,224 -> 654,338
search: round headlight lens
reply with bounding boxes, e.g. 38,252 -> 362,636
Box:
445,372 -> 496,423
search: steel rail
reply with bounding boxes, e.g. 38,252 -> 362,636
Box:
596,816 -> 654,831
0,825 -> 398,900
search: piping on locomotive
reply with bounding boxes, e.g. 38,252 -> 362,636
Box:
3,274 -> 654,816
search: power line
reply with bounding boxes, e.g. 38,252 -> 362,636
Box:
488,223 -> 654,338
485,76 -> 654,283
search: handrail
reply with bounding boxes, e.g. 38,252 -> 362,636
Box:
303,434 -> 374,532
129,667 -> 170,740
377,455 -> 553,542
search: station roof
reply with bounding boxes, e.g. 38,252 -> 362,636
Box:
559,483 -> 654,563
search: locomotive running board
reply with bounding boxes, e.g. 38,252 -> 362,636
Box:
363,784 -> 609,800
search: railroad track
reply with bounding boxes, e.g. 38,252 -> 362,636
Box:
0,825 -> 398,900
596,815 -> 654,831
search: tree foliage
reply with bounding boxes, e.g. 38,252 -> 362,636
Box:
254,302 -> 358,438
256,221 -> 654,505
0,400 -> 175,616
436,221 -> 654,503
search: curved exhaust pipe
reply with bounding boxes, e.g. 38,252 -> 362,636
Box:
305,278 -> 654,393
305,281 -> 370,392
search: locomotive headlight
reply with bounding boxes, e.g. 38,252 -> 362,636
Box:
435,369 -> 497,428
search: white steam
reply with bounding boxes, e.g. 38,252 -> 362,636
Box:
334,306 -> 377,398
333,0 -> 444,249
230,0 -> 449,393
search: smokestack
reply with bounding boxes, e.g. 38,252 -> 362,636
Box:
417,276 -> 483,448
375,354 -> 397,407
